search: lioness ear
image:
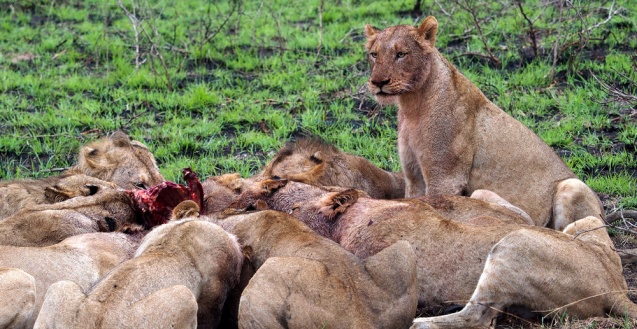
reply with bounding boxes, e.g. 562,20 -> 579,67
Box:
318,189 -> 359,221
110,131 -> 132,148
81,147 -> 104,169
243,199 -> 269,212
364,24 -> 380,38
215,173 -> 249,194
309,151 -> 323,164
171,200 -> 200,220
417,16 -> 438,47
261,178 -> 287,195
242,245 -> 254,263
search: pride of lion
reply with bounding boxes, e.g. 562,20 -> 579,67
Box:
1,16 -> 635,329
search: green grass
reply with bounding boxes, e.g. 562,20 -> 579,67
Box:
0,0 -> 635,213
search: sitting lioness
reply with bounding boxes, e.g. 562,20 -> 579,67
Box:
0,131 -> 164,220
364,16 -> 603,230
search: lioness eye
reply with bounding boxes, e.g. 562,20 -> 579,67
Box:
396,52 -> 406,58
369,52 -> 378,58
134,182 -> 147,190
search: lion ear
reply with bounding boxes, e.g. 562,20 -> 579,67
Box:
81,146 -> 105,169
261,178 -> 288,195
417,16 -> 438,47
364,24 -> 380,38
309,151 -> 323,164
110,131 -> 132,148
318,189 -> 359,221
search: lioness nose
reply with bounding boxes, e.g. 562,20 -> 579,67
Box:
371,79 -> 390,88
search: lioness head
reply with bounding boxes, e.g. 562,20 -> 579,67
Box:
73,131 -> 164,190
44,174 -> 119,203
364,16 -> 439,105
260,138 -> 405,199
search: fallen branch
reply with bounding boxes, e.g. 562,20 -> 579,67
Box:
605,209 -> 637,225
591,71 -> 637,105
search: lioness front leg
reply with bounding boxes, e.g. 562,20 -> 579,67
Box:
551,178 -> 604,231
399,143 -> 427,198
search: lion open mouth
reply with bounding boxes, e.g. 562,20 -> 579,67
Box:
127,167 -> 205,228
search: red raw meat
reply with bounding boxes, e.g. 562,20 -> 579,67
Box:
127,168 -> 205,228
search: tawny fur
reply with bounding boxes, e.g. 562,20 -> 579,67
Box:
0,190 -> 138,247
421,192 -> 533,225
228,178 -> 636,325
171,200 -> 200,220
410,216 -> 637,328
229,179 -> 532,228
0,174 -> 119,221
260,138 -> 405,199
0,268 -> 36,329
0,131 -> 164,220
213,210 -> 418,329
34,218 -> 243,329
66,131 -> 164,190
364,17 -> 603,230
0,233 -> 140,328
201,173 -> 255,215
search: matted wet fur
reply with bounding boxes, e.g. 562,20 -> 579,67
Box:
215,210 -> 418,329
0,232 -> 140,328
228,178 -> 636,326
364,16 -> 603,230
0,131 -> 164,220
260,137 -> 405,199
34,218 -> 243,329
229,179 -> 532,228
0,190 -> 138,247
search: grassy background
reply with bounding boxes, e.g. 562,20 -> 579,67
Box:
1,0 -> 636,211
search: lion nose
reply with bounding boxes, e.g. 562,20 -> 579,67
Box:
371,79 -> 390,88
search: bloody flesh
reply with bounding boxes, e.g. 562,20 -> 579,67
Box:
127,168 -> 205,228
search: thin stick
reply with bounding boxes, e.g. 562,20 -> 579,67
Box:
117,0 -> 145,71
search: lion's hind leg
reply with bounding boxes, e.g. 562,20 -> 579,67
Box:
0,268 -> 36,329
121,285 -> 198,329
33,280 -> 90,329
410,240 -> 511,329
551,178 -> 604,231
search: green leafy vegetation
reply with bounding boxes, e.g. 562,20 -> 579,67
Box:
0,0 -> 635,212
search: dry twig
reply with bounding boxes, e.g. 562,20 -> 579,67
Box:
117,0 -> 146,71
450,0 -> 501,68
